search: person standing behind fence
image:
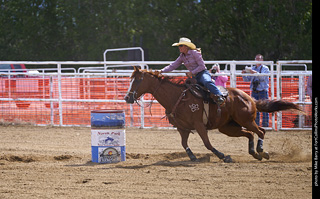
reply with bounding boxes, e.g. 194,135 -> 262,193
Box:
209,63 -> 228,88
242,54 -> 270,127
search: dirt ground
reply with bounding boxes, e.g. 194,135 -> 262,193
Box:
0,125 -> 312,199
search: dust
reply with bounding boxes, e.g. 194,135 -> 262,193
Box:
271,138 -> 312,162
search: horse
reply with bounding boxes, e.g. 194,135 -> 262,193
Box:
124,66 -> 303,163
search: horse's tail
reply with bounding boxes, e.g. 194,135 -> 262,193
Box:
255,99 -> 305,114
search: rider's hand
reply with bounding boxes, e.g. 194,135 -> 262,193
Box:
186,72 -> 193,78
154,70 -> 162,76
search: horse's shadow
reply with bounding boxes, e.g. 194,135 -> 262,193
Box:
115,160 -> 199,170
113,153 -> 213,169
65,160 -> 198,169
65,154 -> 211,169
65,160 -> 102,168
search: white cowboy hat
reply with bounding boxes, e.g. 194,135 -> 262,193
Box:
172,37 -> 197,50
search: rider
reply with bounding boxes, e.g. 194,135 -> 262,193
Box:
158,37 -> 225,105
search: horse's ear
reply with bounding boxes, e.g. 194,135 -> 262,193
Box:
133,66 -> 140,72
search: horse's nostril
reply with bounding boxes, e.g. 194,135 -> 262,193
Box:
124,94 -> 133,103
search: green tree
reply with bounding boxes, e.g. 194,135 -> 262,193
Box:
0,0 -> 312,62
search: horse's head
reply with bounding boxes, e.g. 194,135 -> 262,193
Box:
124,66 -> 149,104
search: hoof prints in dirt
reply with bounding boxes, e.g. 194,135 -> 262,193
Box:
77,179 -> 92,184
126,152 -> 188,161
126,153 -> 150,160
54,155 -> 72,161
0,154 -> 74,163
77,178 -> 115,186
0,155 -> 36,163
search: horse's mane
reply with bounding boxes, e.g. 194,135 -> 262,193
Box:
132,69 -> 186,86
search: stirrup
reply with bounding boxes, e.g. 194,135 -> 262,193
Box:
217,96 -> 225,106
210,94 -> 225,106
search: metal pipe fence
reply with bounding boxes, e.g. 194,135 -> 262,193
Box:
0,60 -> 312,131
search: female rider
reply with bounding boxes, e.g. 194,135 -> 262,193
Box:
159,37 -> 225,105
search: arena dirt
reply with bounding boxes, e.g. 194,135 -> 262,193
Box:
0,125 -> 312,198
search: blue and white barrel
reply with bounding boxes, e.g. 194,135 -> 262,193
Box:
91,110 -> 126,163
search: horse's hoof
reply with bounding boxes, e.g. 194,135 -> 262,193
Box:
191,157 -> 200,162
252,152 -> 263,161
260,152 -> 270,160
186,148 -> 198,162
223,155 -> 233,163
214,151 -> 225,160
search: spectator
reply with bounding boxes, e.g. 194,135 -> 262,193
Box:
209,64 -> 228,88
242,54 -> 270,127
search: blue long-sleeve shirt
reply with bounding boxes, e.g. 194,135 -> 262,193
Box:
242,65 -> 270,91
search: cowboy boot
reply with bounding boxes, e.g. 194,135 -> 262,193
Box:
216,95 -> 225,105
210,94 -> 225,106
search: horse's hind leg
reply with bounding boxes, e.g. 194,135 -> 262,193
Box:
257,126 -> 266,152
218,121 -> 263,161
177,128 -> 198,162
242,121 -> 269,160
256,126 -> 269,159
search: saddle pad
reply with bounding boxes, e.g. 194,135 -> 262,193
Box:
203,102 -> 209,125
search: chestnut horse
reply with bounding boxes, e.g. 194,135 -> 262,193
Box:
124,66 -> 302,162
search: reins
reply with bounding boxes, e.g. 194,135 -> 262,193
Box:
166,87 -> 191,118
133,74 -> 164,116
145,78 -> 164,116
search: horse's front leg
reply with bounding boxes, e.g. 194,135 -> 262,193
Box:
177,128 -> 198,162
194,122 -> 232,163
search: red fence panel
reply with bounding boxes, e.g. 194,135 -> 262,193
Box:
0,72 -> 311,130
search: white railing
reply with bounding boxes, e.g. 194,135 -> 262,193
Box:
276,60 -> 312,130
0,60 -> 312,130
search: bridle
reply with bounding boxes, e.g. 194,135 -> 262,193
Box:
127,72 -> 145,102
127,72 -> 164,114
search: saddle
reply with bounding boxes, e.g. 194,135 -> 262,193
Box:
185,78 -> 228,104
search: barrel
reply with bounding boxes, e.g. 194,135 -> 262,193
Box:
91,109 -> 126,163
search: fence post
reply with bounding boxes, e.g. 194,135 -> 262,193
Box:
140,64 -> 145,128
57,63 -> 63,126
229,62 -> 236,88
298,75 -> 305,128
49,76 -> 54,125
269,62 -> 276,131
276,62 -> 282,131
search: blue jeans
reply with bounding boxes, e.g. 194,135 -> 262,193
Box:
252,90 -> 269,127
195,70 -> 222,96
